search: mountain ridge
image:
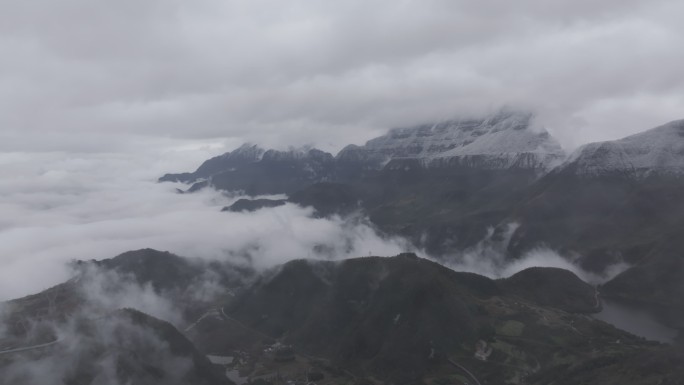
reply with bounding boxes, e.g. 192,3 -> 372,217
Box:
560,119 -> 684,178
338,110 -> 565,170
160,110 -> 568,188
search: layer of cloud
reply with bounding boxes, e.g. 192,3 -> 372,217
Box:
0,150 -> 415,301
0,0 -> 683,153
0,146 -> 618,305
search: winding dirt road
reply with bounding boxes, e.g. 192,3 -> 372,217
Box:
0,338 -> 62,356
447,359 -> 482,385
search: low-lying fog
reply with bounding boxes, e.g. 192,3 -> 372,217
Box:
0,145 -> 623,302
0,145 -> 414,301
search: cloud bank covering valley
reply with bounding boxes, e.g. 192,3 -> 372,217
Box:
0,149 -> 417,301
0,147 -> 624,302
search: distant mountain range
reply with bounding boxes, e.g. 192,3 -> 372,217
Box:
161,112 -> 684,187
160,111 -> 684,337
160,110 -> 565,191
336,110 -> 564,170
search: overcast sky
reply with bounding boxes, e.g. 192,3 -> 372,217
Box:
0,0 -> 682,154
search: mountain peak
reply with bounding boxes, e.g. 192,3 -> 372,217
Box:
225,143 -> 266,161
564,119 -> 684,177
337,109 -> 565,170
158,143 -> 266,183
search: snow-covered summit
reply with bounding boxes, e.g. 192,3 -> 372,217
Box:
337,110 -> 565,170
262,146 -> 334,162
564,119 -> 684,178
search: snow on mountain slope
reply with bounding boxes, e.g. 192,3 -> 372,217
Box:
261,147 -> 334,163
160,144 -> 337,183
337,110 -> 565,170
564,119 -> 684,177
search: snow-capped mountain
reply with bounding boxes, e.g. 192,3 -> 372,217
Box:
563,119 -> 684,178
337,110 -> 565,170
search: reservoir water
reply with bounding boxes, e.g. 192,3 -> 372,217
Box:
206,355 -> 249,385
592,299 -> 679,344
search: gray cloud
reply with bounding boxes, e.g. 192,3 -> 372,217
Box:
0,148 -> 610,303
0,0 -> 682,154
443,223 -> 630,284
0,150 -> 416,301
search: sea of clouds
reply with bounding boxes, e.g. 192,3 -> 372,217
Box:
0,144 -> 416,301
